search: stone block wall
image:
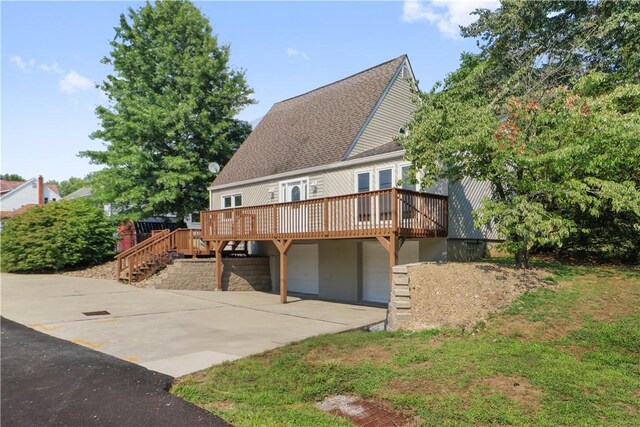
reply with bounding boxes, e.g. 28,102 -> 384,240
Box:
150,257 -> 271,292
222,257 -> 271,291
387,264 -> 414,331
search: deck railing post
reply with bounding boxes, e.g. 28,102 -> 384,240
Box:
323,198 -> 329,236
273,204 -> 278,238
392,188 -> 398,235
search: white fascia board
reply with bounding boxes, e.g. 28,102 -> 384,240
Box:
0,177 -> 37,201
208,150 -> 406,192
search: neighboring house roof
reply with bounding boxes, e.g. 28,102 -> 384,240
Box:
0,204 -> 37,219
213,55 -> 407,187
47,183 -> 60,195
0,179 -> 60,197
65,186 -> 93,199
0,180 -> 25,195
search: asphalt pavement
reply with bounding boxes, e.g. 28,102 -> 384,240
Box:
1,317 -> 228,427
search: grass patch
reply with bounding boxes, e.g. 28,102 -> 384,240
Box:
173,262 -> 640,426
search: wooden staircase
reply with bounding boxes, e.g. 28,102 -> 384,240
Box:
116,228 -> 209,284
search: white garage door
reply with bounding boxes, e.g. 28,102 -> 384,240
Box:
362,241 -> 418,303
288,244 -> 319,295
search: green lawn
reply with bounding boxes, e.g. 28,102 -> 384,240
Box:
173,262 -> 640,426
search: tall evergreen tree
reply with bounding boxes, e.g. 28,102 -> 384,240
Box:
81,0 -> 253,221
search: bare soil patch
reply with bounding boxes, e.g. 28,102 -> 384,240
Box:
474,374 -> 542,409
495,314 -> 579,341
60,260 -> 117,280
405,262 -> 552,330
304,344 -> 392,366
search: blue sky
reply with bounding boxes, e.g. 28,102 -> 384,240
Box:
1,1 -> 497,182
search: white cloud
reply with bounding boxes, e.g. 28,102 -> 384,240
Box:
9,56 -> 35,71
59,71 -> 93,93
402,0 -> 499,39
286,47 -> 310,60
38,62 -> 64,74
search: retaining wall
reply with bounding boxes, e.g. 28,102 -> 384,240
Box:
149,257 -> 271,292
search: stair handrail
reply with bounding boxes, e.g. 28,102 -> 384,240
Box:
116,228 -> 202,283
115,229 -> 170,260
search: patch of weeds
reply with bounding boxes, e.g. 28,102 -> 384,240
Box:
344,363 -> 397,397
465,389 -> 530,425
471,320 -> 487,334
570,315 -> 640,353
503,286 -> 579,322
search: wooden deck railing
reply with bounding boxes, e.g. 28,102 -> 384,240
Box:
115,228 -> 206,283
200,188 -> 447,242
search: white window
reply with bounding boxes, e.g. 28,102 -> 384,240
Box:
355,170 -> 372,221
222,194 -> 242,208
377,167 -> 393,190
376,167 -> 394,221
221,194 -> 242,219
279,177 -> 308,203
399,164 -> 417,191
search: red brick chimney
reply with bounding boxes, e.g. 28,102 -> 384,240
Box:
38,176 -> 44,206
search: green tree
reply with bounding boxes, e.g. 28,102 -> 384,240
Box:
403,1 -> 640,266
0,199 -> 116,272
0,174 -> 26,181
56,176 -> 91,197
80,0 -> 253,221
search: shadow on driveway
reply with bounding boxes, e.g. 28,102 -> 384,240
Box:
1,317 -> 228,426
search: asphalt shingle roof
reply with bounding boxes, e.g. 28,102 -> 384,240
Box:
213,55 -> 406,187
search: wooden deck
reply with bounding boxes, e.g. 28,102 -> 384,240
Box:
200,189 -> 448,304
200,188 -> 447,241
116,189 -> 448,302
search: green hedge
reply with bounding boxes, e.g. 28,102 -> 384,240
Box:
1,199 -> 116,272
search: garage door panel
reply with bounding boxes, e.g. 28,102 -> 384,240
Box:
288,244 -> 319,294
362,241 -> 418,303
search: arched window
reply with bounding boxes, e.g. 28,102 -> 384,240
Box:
291,185 -> 301,201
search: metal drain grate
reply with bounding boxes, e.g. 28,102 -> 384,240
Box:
82,310 -> 111,316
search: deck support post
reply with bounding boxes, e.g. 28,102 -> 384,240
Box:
212,240 -> 228,290
376,235 -> 401,291
273,239 -> 294,303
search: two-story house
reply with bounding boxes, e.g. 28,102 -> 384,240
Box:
201,55 -> 499,304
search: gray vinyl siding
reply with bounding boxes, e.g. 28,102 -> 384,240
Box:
210,174 -> 324,210
323,159 -> 402,196
347,75 -> 415,158
210,181 -> 276,210
448,177 -> 500,240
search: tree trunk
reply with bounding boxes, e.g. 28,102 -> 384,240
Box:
514,247 -> 530,269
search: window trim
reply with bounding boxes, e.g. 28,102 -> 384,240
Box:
354,169 -> 373,193
374,166 -> 394,191
279,176 -> 309,203
221,193 -> 243,209
398,163 -> 417,191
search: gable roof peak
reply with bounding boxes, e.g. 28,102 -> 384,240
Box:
212,55 -> 408,187
275,55 -> 407,106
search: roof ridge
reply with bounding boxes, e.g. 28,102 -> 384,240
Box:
274,54 -> 406,105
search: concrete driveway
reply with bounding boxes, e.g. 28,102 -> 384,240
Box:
0,273 -> 385,377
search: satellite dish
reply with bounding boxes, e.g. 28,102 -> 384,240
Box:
208,162 -> 221,174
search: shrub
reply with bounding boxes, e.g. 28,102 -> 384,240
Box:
0,199 -> 116,272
